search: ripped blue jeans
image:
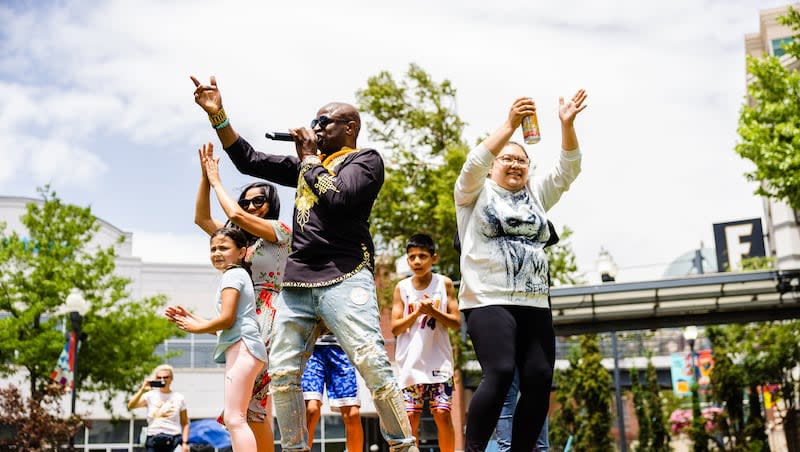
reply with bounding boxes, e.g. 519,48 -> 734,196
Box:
268,269 -> 415,451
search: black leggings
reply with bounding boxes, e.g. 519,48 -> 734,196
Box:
464,305 -> 555,452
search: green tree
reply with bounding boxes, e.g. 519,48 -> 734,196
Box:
736,7 -> 800,209
550,345 -> 581,448
629,354 -> 671,452
706,326 -> 747,450
630,366 -> 653,451
645,356 -> 671,451
550,335 -> 614,451
689,380 -> 709,452
705,323 -> 787,451
356,63 -> 468,279
738,256 -> 775,271
757,321 -> 800,452
0,187 -> 178,413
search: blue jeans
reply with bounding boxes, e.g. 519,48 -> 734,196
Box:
495,370 -> 549,452
268,269 -> 415,451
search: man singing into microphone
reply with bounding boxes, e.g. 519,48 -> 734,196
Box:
190,75 -> 416,452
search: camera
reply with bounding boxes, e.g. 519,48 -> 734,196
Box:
149,380 -> 166,388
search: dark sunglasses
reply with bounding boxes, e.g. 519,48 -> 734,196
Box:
310,115 -> 347,129
238,195 -> 267,209
155,375 -> 171,380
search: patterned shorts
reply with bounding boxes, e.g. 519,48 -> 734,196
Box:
402,378 -> 454,412
301,344 -> 360,408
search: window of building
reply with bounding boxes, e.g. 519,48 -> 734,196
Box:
772,37 -> 795,57
156,334 -> 222,369
87,420 -> 131,445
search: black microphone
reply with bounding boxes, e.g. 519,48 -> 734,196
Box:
265,132 -> 294,142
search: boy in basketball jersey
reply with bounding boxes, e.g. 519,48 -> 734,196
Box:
391,234 -> 460,452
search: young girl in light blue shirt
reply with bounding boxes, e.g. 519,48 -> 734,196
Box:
166,227 -> 266,451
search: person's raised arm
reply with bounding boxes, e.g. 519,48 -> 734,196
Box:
195,143 -> 226,235
558,89 -> 587,152
201,143 -> 280,243
535,89 -> 588,211
127,379 -> 151,410
191,75 -> 239,148
455,98 -> 536,207
190,75 -> 300,186
482,97 -> 537,156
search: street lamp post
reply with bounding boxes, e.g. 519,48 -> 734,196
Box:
597,248 -> 627,452
64,289 -> 89,446
683,326 -> 706,452
683,326 -> 698,381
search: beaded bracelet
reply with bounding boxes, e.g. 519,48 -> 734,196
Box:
208,108 -> 228,129
214,118 -> 230,130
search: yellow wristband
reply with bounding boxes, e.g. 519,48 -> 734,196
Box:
208,108 -> 228,128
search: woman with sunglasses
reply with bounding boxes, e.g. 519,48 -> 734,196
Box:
194,142 -> 291,452
127,364 -> 190,452
455,91 -> 587,452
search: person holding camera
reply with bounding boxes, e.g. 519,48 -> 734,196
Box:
128,364 -> 190,452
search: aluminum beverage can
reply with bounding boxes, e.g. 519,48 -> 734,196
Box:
521,111 -> 541,144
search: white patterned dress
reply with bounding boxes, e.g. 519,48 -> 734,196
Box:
245,220 -> 291,422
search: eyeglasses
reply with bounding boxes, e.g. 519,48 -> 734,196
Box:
310,115 -> 347,129
496,155 -> 530,166
155,375 -> 172,380
238,196 -> 267,209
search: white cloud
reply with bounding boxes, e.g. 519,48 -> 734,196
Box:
26,137 -> 108,187
0,0 -> 790,280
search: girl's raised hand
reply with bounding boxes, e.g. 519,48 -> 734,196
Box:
197,143 -> 214,177
201,143 -> 222,186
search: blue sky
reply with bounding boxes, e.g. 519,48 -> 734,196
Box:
0,0 -> 789,281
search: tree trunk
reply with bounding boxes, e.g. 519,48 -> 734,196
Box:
29,368 -> 39,402
786,409 -> 800,452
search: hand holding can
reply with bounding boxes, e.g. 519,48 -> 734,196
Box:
521,103 -> 541,145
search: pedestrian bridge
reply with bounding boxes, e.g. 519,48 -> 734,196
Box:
550,269 -> 800,335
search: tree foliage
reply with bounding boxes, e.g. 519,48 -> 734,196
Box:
736,7 -> 800,209
705,322 -> 799,451
645,356 -> 671,451
0,186 -> 178,414
0,384 -> 83,450
630,355 -> 671,452
356,63 -> 468,279
550,335 -> 614,451
547,226 -> 583,286
631,366 -> 653,450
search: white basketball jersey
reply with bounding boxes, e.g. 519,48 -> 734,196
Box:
395,273 -> 454,388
